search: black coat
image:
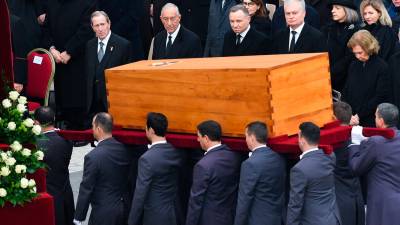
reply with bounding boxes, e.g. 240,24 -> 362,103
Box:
42,0 -> 96,110
180,0 -> 211,46
153,25 -> 202,59
334,141 -> 365,225
305,0 -> 331,28
128,143 -> 183,225
322,22 -> 359,92
10,14 -> 30,85
75,138 -> 134,225
273,23 -> 326,54
222,27 -> 270,56
363,23 -> 399,61
97,0 -> 144,61
250,16 -> 271,38
186,144 -> 243,225
388,51 -> 400,127
38,131 -> 74,225
271,5 -> 320,34
234,147 -> 286,225
343,55 -> 390,127
85,33 -> 132,114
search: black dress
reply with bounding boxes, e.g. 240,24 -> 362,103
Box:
323,21 -> 359,92
343,55 -> 390,127
250,15 -> 271,38
363,22 -> 399,61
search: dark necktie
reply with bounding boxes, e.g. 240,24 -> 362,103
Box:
289,30 -> 297,53
166,35 -> 172,55
98,42 -> 104,62
236,34 -> 241,46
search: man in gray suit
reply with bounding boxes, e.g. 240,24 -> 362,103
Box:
349,103 -> 400,225
128,112 -> 183,225
234,121 -> 286,225
286,122 -> 341,225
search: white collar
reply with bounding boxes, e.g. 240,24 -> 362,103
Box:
289,22 -> 305,35
237,25 -> 251,39
98,31 -> 112,49
166,24 -> 181,45
252,144 -> 266,152
148,140 -> 167,149
204,143 -> 222,155
299,147 -> 319,159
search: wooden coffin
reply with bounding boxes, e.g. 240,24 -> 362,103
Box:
105,53 -> 333,137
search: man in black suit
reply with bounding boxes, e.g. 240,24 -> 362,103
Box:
86,11 -> 132,116
186,120 -> 243,225
74,113 -> 134,225
128,112 -> 183,225
223,5 -> 270,56
97,0 -> 144,61
35,107 -> 74,225
234,121 -> 286,225
272,0 -> 326,54
153,3 -> 202,59
286,122 -> 341,225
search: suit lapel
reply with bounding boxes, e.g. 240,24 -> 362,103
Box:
294,24 -> 308,53
99,34 -> 115,69
168,27 -> 184,58
238,28 -> 253,54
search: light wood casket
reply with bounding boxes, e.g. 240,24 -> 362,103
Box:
106,53 -> 333,137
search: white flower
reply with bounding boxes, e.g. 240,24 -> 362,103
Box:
17,96 -> 27,104
15,165 -> 27,174
35,151 -> 44,161
23,118 -> 34,127
9,91 -> 20,101
10,141 -> 22,152
30,187 -> 37,194
22,148 -> 31,157
0,152 -> 7,161
20,178 -> 29,189
5,157 -> 16,166
32,125 -> 41,135
17,104 -> 26,113
2,99 -> 12,108
0,167 -> 10,176
28,179 -> 36,187
0,188 -> 7,197
7,122 -> 16,131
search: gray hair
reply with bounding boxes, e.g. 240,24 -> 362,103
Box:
91,11 -> 110,24
284,0 -> 306,12
343,6 -> 359,23
230,4 -> 250,16
377,103 -> 399,127
161,3 -> 181,16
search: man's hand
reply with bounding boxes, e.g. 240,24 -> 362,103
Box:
350,114 -> 360,126
37,13 -> 46,25
60,51 -> 71,64
50,47 -> 62,63
351,125 -> 367,145
13,83 -> 23,93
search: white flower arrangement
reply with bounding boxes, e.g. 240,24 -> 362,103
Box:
8,91 -> 20,101
10,141 -> 22,152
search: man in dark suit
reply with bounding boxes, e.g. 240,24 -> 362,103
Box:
86,11 -> 132,115
35,107 -> 74,225
286,122 -> 341,225
153,3 -> 202,59
186,120 -> 243,225
349,103 -> 400,225
332,102 -> 365,225
272,0 -> 326,54
234,121 -> 286,225
128,112 -> 183,225
223,5 -> 270,56
97,0 -> 144,61
204,0 -> 241,57
74,113 -> 134,225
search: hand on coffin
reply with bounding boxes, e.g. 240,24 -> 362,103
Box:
351,125 -> 367,145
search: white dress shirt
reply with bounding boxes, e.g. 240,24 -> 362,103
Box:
236,25 -> 251,44
299,147 -> 319,160
288,22 -> 305,49
204,143 -> 222,155
165,24 -> 181,48
147,140 -> 167,149
97,31 -> 112,52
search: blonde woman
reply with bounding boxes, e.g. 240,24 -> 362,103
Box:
360,0 -> 399,60
343,30 -> 390,127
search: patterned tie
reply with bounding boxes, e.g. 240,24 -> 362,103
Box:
289,31 -> 297,53
98,42 -> 104,62
166,35 -> 172,55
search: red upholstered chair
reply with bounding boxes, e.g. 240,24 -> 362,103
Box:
25,48 -> 55,112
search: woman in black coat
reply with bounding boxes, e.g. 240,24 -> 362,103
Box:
243,0 -> 271,37
323,0 -> 360,92
360,0 -> 399,61
343,30 -> 390,127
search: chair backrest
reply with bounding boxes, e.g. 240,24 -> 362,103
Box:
25,48 -> 55,105
266,3 -> 276,20
148,37 -> 155,60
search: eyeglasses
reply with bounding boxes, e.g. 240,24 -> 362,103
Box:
242,1 -> 256,6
